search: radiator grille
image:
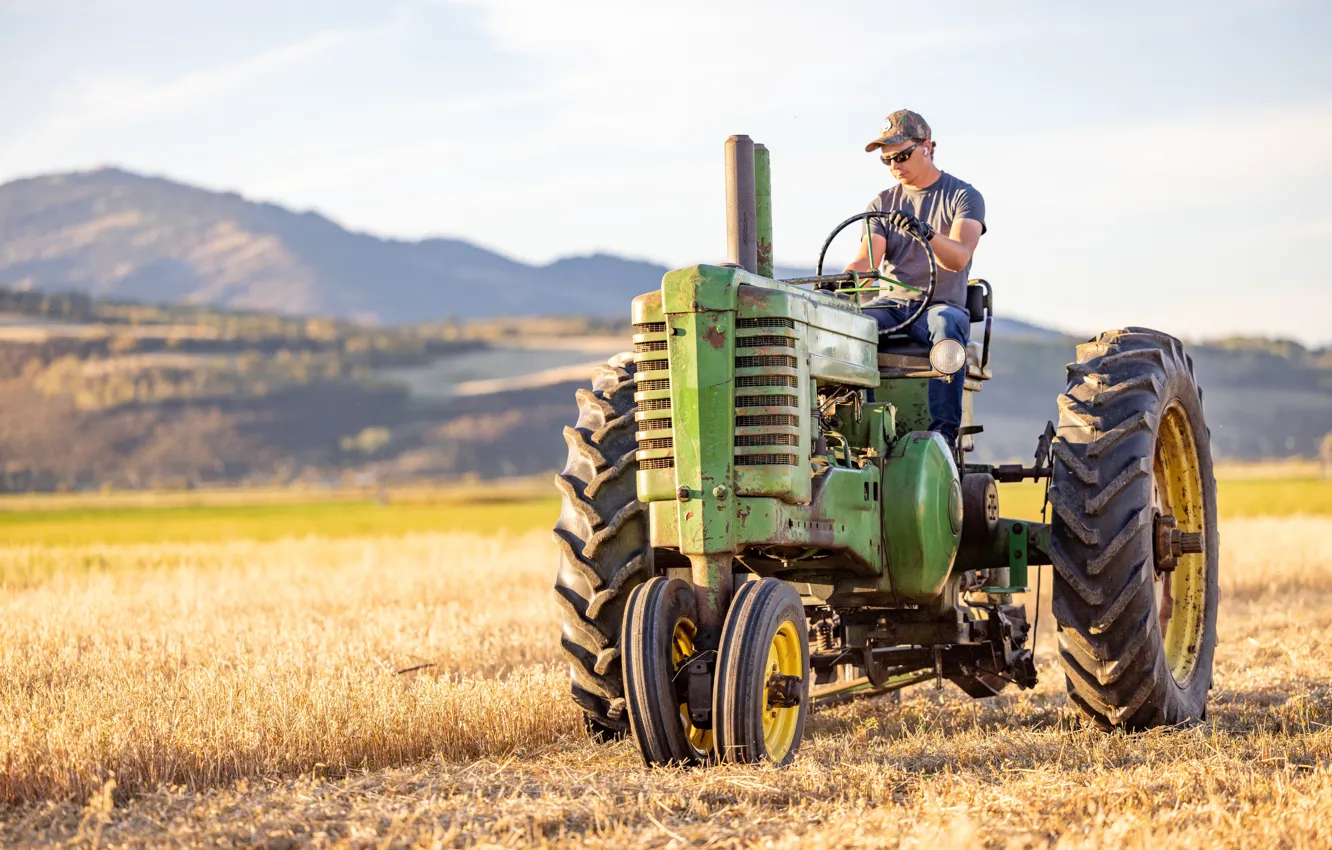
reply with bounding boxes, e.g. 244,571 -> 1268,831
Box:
737,317 -> 795,330
736,335 -> 794,349
736,394 -> 798,409
736,434 -> 800,447
633,322 -> 672,472
639,456 -> 676,470
736,414 -> 800,428
736,355 -> 798,370
735,454 -> 798,466
733,325 -> 802,475
736,375 -> 798,388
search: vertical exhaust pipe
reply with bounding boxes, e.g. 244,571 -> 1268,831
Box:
724,135 -> 757,274
754,143 -> 773,278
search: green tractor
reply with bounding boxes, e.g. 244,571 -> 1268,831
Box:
554,136 -> 1218,765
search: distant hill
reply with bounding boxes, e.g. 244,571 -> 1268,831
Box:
0,168 -> 668,323
0,168 -> 1083,334
0,286 -> 1325,490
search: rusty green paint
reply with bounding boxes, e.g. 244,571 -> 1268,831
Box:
755,144 -> 773,279
875,378 -> 931,437
646,463 -> 883,579
662,265 -> 738,314
663,268 -> 737,556
837,402 -> 895,458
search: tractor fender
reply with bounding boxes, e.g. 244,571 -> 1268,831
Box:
880,431 -> 963,602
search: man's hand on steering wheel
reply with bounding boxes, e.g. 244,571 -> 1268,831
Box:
815,210 -> 940,336
885,210 -> 936,242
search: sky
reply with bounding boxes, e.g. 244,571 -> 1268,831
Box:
1,0 -> 1330,343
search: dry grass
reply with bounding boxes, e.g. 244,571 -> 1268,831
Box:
2,520 -> 1332,847
0,534 -> 578,806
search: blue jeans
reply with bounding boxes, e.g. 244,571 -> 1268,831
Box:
865,300 -> 970,444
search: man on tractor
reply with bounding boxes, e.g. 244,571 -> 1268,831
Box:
843,109 -> 986,447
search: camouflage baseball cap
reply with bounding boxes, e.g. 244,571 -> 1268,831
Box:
865,109 -> 932,152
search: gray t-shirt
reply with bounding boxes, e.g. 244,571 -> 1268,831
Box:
865,171 -> 986,307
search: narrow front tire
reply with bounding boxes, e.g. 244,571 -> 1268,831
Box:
622,577 -> 714,766
712,578 -> 810,765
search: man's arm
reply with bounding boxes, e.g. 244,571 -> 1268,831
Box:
845,219 -> 982,274
928,218 -> 984,272
844,232 -> 888,274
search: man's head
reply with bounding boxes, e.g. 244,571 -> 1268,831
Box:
865,109 -> 938,186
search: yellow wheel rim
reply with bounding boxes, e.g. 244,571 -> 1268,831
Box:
670,617 -> 713,756
1153,401 -> 1208,684
761,620 -> 803,762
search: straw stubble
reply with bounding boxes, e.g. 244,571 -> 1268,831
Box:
2,519 -> 1332,847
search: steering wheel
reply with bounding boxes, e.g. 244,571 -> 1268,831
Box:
813,211 -> 938,337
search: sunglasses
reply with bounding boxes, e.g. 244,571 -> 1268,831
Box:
880,141 -> 923,165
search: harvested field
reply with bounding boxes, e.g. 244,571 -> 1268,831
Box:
2,518 -> 1332,847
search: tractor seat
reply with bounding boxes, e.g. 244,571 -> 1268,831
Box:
872,283 -> 992,379
876,335 -> 929,358
876,334 -> 933,372
876,338 -> 989,380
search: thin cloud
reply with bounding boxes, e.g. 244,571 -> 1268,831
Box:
439,0 -> 1048,149
0,19 -> 391,169
76,28 -> 367,120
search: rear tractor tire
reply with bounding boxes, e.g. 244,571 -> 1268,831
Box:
1050,328 -> 1219,729
713,578 -> 811,765
553,353 -> 651,740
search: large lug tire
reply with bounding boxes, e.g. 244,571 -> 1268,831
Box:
1050,328 -> 1219,729
713,578 -> 810,765
622,577 -> 714,765
553,353 -> 651,739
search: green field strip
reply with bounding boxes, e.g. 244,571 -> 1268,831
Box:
0,478 -> 1327,549
0,498 -> 562,547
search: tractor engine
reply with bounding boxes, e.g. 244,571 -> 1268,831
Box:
630,267 -> 964,624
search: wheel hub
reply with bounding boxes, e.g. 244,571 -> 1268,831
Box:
765,672 -> 803,709
1153,512 -> 1204,573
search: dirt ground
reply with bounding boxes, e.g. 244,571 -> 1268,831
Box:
3,518 -> 1332,848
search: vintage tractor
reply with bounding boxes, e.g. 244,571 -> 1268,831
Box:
553,136 -> 1218,765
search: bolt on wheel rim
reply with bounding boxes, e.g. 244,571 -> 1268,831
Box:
761,620 -> 802,762
1152,401 -> 1208,685
669,617 -> 713,756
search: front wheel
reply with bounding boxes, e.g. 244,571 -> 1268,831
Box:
1050,327 -> 1219,729
622,577 -> 714,766
713,578 -> 810,765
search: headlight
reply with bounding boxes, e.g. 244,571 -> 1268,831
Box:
929,339 -> 967,375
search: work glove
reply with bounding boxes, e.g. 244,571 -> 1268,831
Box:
885,211 -> 935,242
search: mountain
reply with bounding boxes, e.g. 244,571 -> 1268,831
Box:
0,167 -> 1086,334
0,168 -> 667,323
